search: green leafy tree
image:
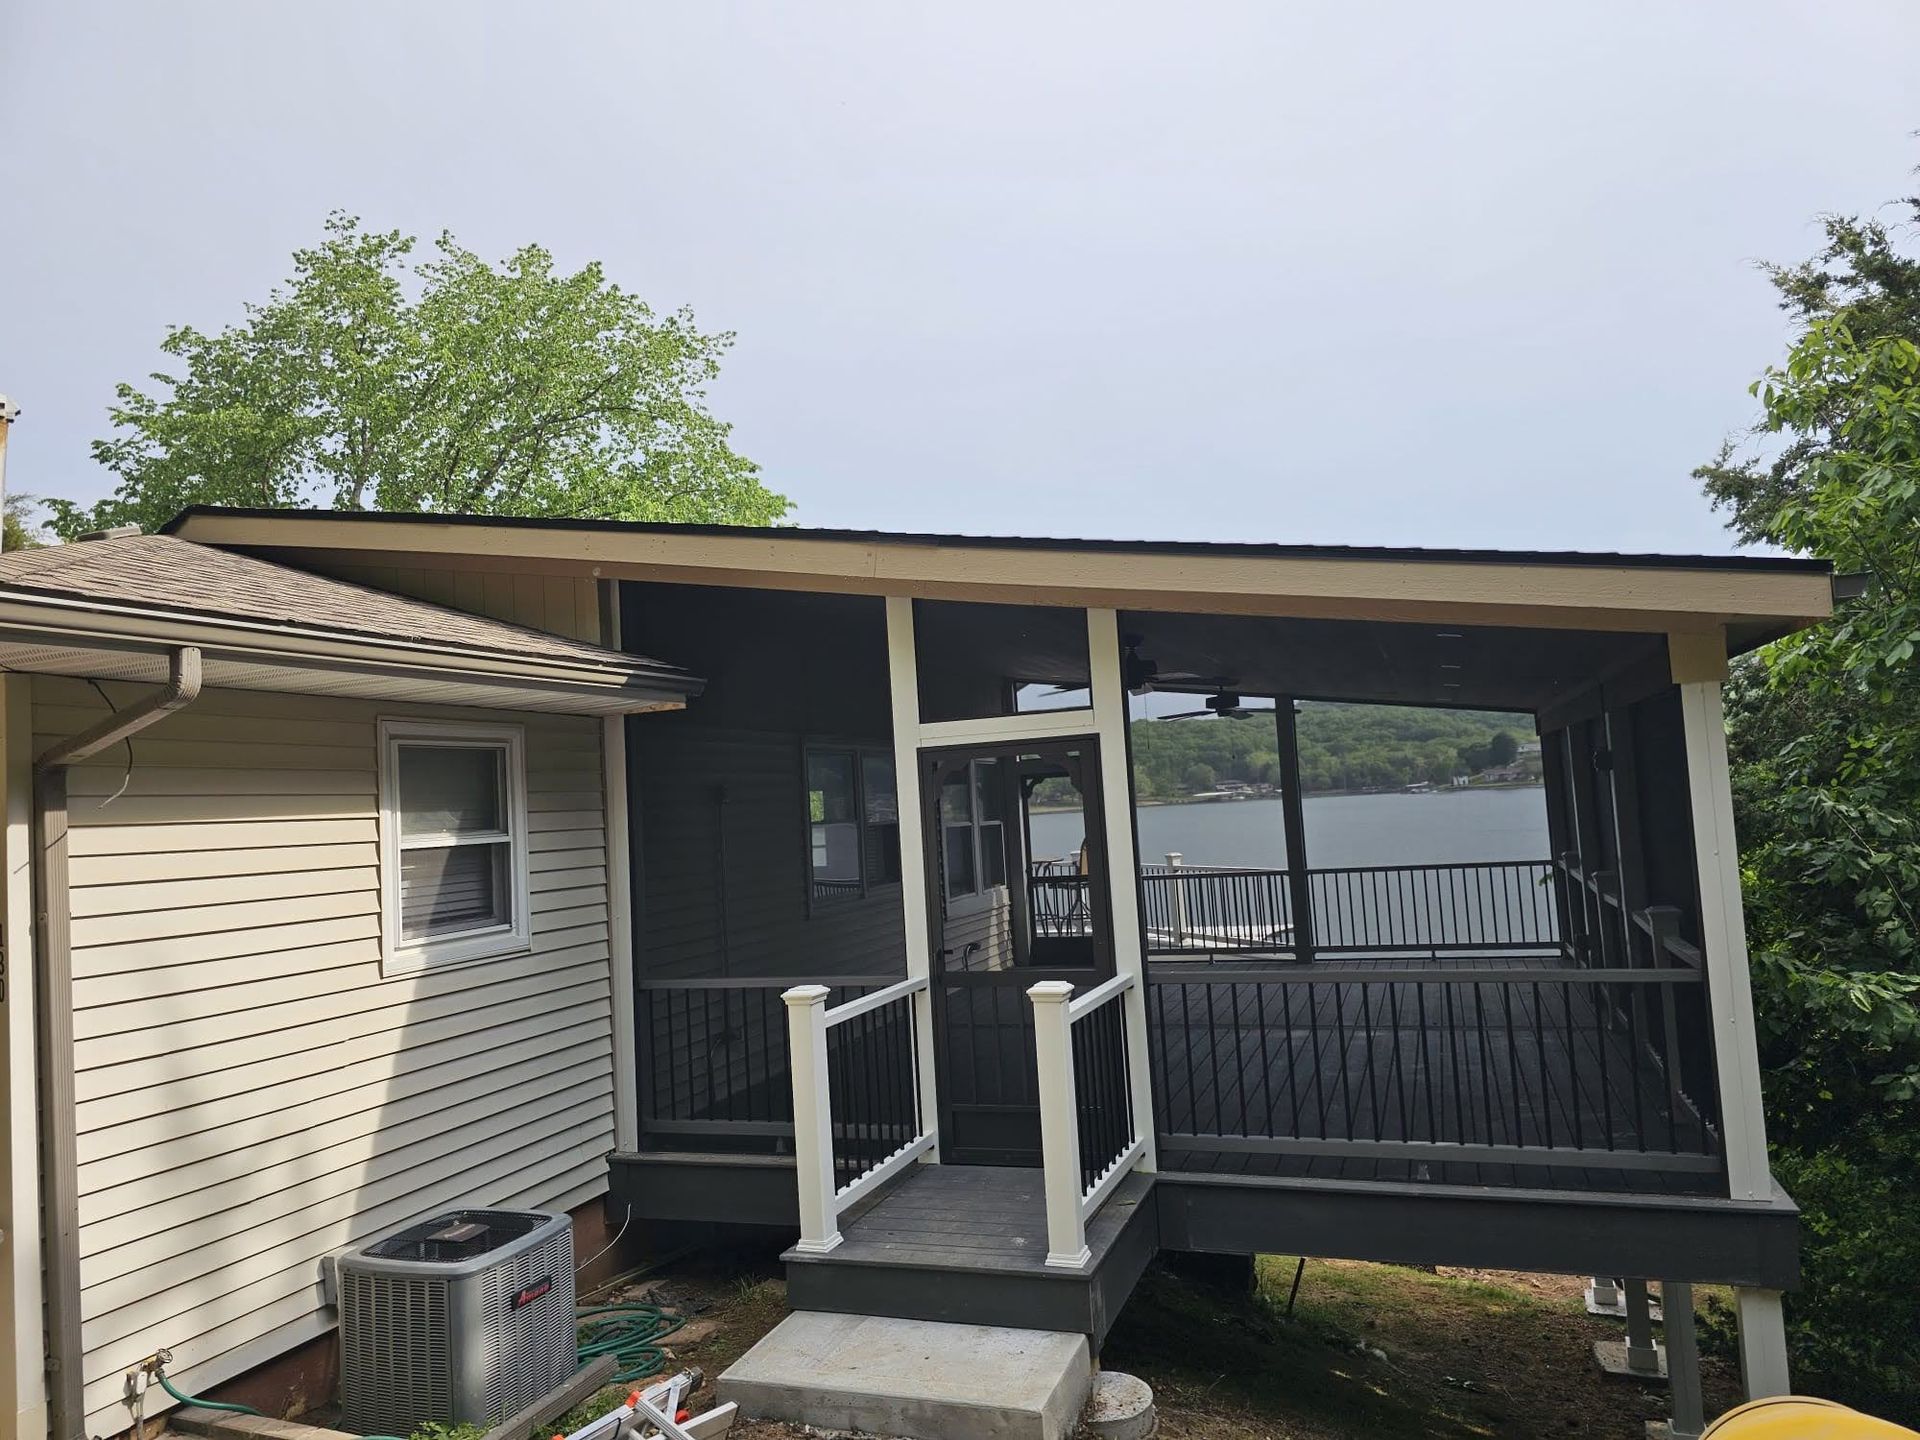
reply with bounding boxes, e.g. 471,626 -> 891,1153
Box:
1698,194 -> 1920,1415
3,493 -> 47,552
1487,730 -> 1518,766
49,213 -> 789,538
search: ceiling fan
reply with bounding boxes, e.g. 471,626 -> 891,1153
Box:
1159,687 -> 1260,721
1042,637 -> 1234,698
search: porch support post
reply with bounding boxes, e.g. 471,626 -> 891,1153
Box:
1733,1288 -> 1791,1400
599,582 -> 640,1152
1086,607 -> 1157,1171
783,985 -> 842,1255
885,596 -> 940,1155
1674,654 -> 1772,1202
1274,698 -> 1315,962
1029,981 -> 1089,1268
1664,1282 -> 1707,1439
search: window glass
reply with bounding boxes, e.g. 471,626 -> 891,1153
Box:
979,822 -> 1007,890
940,771 -> 972,826
807,751 -> 861,896
862,754 -> 903,885
805,746 -> 902,904
398,745 -> 503,836
400,843 -> 509,940
944,823 -> 977,897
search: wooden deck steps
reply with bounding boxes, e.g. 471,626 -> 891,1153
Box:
782,1163 -> 1158,1343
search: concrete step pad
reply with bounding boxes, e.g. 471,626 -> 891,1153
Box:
719,1310 -> 1092,1440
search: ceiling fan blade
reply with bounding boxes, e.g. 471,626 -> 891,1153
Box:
1158,709 -> 1213,720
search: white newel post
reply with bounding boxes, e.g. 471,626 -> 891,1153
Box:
1029,981 -> 1090,1269
1166,852 -> 1188,946
783,984 -> 842,1254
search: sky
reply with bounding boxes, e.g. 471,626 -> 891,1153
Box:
2,3 -> 1916,555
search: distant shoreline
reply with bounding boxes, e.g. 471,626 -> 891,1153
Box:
1031,781 -> 1544,814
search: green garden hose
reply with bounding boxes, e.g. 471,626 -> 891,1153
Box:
154,1300 -> 683,1437
155,1366 -> 261,1416
575,1301 -> 684,1385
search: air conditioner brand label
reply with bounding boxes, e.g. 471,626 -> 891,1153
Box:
511,1276 -> 553,1310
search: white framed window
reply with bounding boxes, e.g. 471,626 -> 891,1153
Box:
379,718 -> 531,973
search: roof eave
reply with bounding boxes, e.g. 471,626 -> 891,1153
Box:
0,597 -> 697,714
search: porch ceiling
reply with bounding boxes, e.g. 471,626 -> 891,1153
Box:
1123,611 -> 1660,713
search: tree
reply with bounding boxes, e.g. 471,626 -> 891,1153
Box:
1697,194 -> 1920,1415
1487,730 -> 1519,766
49,213 -> 789,539
3,493 -> 47,552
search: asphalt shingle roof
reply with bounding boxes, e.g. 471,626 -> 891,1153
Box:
0,533 -> 687,679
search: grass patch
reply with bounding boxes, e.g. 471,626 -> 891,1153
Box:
1102,1258 -> 1738,1440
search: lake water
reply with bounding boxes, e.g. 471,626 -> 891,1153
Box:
1030,787 -> 1549,870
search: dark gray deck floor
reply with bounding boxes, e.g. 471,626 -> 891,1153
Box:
1149,955 -> 1723,1194
824,1162 -> 1146,1273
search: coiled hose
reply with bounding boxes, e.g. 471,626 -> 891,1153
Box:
575,1301 -> 683,1384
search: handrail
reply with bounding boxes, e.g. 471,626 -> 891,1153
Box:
640,974 -> 888,991
1066,970 -> 1134,1022
783,980 -> 936,1254
1147,964 -> 1703,986
825,974 -> 927,1025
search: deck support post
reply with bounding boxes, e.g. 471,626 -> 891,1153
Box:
1030,981 -> 1090,1269
1623,1278 -> 1662,1376
1733,1287 -> 1791,1400
1663,1282 -> 1706,1439
783,985 -> 842,1255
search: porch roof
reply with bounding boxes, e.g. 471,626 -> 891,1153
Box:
0,532 -> 701,715
163,506 -> 1834,652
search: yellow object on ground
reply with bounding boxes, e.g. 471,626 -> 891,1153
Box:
1706,1397 -> 1920,1438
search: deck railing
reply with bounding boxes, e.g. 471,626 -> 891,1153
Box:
1148,940 -> 1719,1178
784,977 -> 937,1253
1038,856 -> 1561,958
1030,974 -> 1147,1268
637,977 -> 878,1148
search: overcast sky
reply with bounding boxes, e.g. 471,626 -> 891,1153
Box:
3,4 -> 1915,553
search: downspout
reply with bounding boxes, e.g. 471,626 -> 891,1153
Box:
33,647 -> 201,1440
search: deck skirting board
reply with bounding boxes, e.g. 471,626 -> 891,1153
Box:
1154,1171 -> 1799,1290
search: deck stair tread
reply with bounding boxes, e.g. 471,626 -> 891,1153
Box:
788,1164 -> 1152,1276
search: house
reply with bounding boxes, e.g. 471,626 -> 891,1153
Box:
0,511 -> 1835,1439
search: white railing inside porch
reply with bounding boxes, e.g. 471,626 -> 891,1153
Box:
783,976 -> 937,1254
1029,973 -> 1148,1269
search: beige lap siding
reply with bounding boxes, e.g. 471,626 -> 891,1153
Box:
32,677 -> 615,1435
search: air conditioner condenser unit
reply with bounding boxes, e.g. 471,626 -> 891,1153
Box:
336,1208 -> 576,1435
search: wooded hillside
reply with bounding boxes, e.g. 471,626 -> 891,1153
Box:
1129,702 -> 1534,799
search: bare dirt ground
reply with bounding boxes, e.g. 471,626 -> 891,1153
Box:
579,1249 -> 1738,1440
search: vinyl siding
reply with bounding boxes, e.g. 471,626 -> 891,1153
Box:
33,676 -> 614,1435
304,560 -> 603,644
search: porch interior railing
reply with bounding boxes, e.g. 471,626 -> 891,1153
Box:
638,977 -> 881,1148
639,856 -> 1723,1195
